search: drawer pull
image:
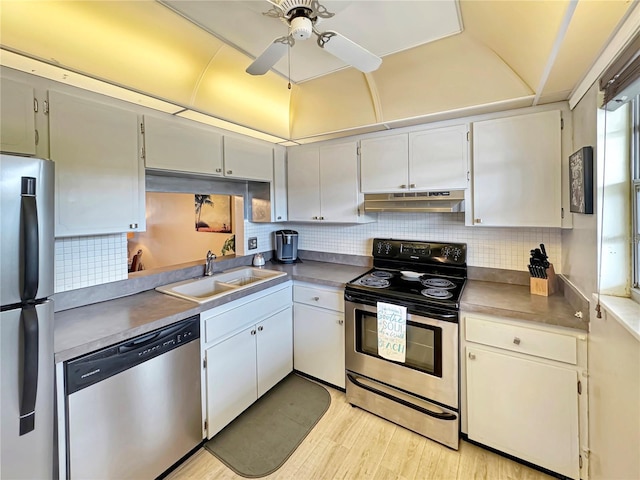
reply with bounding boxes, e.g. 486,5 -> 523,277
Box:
313,296 -> 320,301
513,337 -> 521,345
468,353 -> 476,360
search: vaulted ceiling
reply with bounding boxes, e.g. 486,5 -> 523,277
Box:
0,1 -> 635,143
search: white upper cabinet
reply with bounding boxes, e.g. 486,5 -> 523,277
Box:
471,110 -> 562,227
287,145 -> 320,221
360,124 -> 469,193
0,78 -> 37,156
223,136 -> 273,182
409,124 -> 469,191
272,146 -> 288,222
288,141 -> 373,223
49,90 -> 145,237
360,134 -> 409,193
143,114 -> 223,176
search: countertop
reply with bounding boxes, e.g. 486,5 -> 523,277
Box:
54,260 -> 587,362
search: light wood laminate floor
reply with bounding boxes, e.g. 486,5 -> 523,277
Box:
167,385 -> 555,480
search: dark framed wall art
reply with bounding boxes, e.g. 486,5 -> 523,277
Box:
569,146 -> 594,214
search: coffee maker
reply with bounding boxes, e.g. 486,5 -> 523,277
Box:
274,230 -> 299,264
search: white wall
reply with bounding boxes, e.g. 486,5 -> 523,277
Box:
562,83 -> 599,298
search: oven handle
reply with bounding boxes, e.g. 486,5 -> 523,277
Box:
344,296 -> 457,323
346,373 -> 457,421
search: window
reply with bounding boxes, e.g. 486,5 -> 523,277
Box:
633,95 -> 640,289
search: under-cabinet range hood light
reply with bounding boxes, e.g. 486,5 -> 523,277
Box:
364,191 -> 465,213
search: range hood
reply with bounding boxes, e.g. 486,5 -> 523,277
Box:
364,191 -> 465,213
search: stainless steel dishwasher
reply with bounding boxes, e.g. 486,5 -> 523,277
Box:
63,315 -> 202,479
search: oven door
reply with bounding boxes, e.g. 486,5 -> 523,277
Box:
345,300 -> 458,409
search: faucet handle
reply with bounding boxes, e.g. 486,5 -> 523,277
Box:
207,250 -> 216,261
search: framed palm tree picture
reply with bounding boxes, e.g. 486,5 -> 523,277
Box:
195,194 -> 232,232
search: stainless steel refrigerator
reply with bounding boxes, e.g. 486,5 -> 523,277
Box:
1,154 -> 55,478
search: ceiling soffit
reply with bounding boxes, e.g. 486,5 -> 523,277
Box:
0,1 -> 636,142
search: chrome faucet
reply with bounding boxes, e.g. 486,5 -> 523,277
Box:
205,250 -> 216,276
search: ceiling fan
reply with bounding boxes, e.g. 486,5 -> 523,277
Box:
246,0 -> 382,76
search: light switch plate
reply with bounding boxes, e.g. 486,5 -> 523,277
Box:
248,237 -> 257,250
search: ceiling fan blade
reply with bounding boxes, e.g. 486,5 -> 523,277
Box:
246,36 -> 293,76
317,30 -> 382,73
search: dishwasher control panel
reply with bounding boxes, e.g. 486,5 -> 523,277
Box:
65,315 -> 200,395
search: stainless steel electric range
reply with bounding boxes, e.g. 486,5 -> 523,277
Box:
344,238 -> 467,450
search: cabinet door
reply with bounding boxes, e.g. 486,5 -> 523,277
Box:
409,124 -> 468,191
144,115 -> 223,176
223,136 -> 273,181
293,303 -> 345,388
287,145 -> 320,221
319,142 -> 360,222
360,134 -> 409,193
273,147 -> 288,222
205,326 -> 257,438
0,78 -> 36,155
472,110 -> 562,227
256,307 -> 293,397
49,91 -> 143,236
466,347 -> 579,478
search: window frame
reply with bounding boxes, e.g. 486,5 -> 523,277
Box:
632,95 -> 640,290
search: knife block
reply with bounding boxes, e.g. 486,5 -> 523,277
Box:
530,264 -> 557,296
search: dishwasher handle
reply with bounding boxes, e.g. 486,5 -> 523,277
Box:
117,321 -> 187,353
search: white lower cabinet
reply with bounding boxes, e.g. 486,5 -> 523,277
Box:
462,313 -> 587,479
293,283 -> 345,388
201,284 -> 292,438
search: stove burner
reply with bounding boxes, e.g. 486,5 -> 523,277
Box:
359,277 -> 390,288
370,271 -> 393,279
421,278 -> 456,289
421,288 -> 453,299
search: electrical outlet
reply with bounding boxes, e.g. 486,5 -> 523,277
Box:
248,237 -> 257,250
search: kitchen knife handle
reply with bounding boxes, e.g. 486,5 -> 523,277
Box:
19,305 -> 39,435
21,178 -> 39,301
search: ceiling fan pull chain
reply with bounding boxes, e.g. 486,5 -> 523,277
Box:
288,40 -> 292,90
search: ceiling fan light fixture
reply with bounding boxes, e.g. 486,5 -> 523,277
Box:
290,16 -> 312,40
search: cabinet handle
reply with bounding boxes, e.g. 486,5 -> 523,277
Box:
400,184 -> 407,189
312,296 -> 320,301
258,326 -> 264,332
129,223 -> 138,229
250,329 -> 256,335
410,183 -> 416,188
513,337 -> 521,345
215,168 -> 222,173
227,170 -> 233,174
468,352 -> 476,360
474,218 -> 483,224
277,216 -> 282,220
338,319 -> 344,325
319,216 -> 324,220
312,216 -> 318,220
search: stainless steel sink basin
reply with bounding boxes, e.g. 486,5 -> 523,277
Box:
156,267 -> 286,304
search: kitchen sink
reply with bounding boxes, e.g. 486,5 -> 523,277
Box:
156,267 -> 286,304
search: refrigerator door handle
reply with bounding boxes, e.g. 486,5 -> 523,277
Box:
19,305 -> 39,435
21,178 -> 39,301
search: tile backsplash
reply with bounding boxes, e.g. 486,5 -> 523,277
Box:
56,213 -> 561,293
54,234 -> 128,293
245,212 -> 562,273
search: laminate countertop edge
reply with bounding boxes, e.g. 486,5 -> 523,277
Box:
55,263 -> 587,363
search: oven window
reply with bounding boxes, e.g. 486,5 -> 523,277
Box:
355,311 -> 443,377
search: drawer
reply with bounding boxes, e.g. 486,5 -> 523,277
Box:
204,286 -> 291,344
293,284 -> 344,312
465,316 -> 577,364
